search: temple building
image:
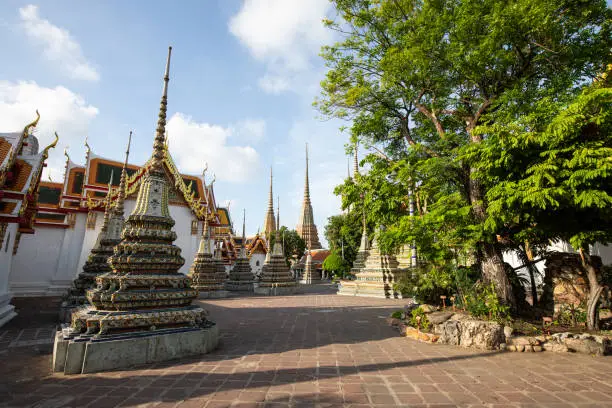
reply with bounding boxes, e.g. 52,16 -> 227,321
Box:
245,233 -> 268,276
53,46 -> 219,374
293,249 -> 330,281
296,143 -> 322,249
0,113 -> 57,327
5,127 -> 234,302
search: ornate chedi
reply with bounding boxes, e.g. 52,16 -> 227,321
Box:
60,177 -> 115,319
254,205 -> 297,295
296,143 -> 322,249
337,212 -> 370,296
53,47 -> 218,375
188,218 -> 228,298
226,210 -> 254,291
61,133 -> 133,321
262,167 -> 276,240
338,228 -> 406,299
299,249 -> 320,284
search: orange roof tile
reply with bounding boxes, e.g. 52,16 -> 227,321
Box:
5,159 -> 33,192
0,138 -> 11,168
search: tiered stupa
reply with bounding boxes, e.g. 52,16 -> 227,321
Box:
53,47 -> 218,374
226,210 -> 255,291
296,143 -> 322,249
254,204 -> 297,295
299,249 -> 320,284
262,167 -> 276,240
61,133 -> 132,320
338,228 -> 406,298
337,212 -> 370,296
189,217 -> 228,298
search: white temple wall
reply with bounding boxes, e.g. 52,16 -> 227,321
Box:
0,223 -> 18,327
502,239 -> 612,289
10,225 -> 65,296
47,213 -> 87,296
250,253 -> 265,276
168,204 -> 199,275
75,211 -> 107,278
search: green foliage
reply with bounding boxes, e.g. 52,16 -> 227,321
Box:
394,263 -> 456,305
324,212 -> 365,267
555,305 -> 588,326
409,307 -> 431,332
462,283 -> 511,322
322,252 -> 350,278
390,310 -> 403,319
318,0 -> 611,305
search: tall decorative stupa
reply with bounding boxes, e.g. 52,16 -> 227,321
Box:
338,228 -> 406,298
255,201 -> 297,295
296,143 -> 322,249
53,47 -> 219,374
189,217 -> 228,298
262,167 -> 276,240
61,132 -> 133,320
226,209 -> 255,291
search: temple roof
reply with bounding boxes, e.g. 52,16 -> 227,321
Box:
295,249 -> 331,267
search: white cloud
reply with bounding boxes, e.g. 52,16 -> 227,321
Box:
258,75 -> 291,94
0,80 -> 99,180
19,4 -> 99,81
231,118 -> 266,143
166,113 -> 261,183
228,0 -> 332,94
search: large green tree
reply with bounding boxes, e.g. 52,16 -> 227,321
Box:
469,72 -> 612,329
317,0 -> 610,305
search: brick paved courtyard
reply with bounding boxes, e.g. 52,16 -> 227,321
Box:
1,285 -> 611,408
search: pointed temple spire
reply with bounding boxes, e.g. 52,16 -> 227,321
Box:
115,130 -> 132,216
296,142 -> 322,249
240,208 -> 246,258
226,208 -> 254,292
199,216 -> 211,255
101,171 -> 114,231
58,47 -> 217,375
151,46 -> 172,172
263,166 -> 276,239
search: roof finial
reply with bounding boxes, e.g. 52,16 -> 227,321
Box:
202,162 -> 208,179
22,110 -> 40,140
115,130 -> 132,215
151,46 -> 172,172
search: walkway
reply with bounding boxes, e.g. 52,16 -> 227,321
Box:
1,285 -> 611,407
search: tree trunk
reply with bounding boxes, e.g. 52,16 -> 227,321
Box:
580,249 -> 603,331
524,241 -> 538,307
468,168 -> 515,307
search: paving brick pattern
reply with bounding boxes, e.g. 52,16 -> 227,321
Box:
1,285 -> 611,407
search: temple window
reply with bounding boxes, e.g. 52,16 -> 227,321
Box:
191,219 -> 198,235
86,211 -> 97,229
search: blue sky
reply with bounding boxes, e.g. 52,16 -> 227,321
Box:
0,0 -> 350,244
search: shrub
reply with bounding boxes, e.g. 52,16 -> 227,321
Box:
394,263 -> 456,304
390,310 -> 403,319
462,282 -> 511,323
409,307 -> 431,331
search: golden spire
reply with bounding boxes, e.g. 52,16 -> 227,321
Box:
263,166 -> 276,238
101,170 -> 114,232
304,143 -> 310,200
199,216 -> 212,255
115,130 -> 132,216
151,46 -> 172,172
240,208 -> 246,258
